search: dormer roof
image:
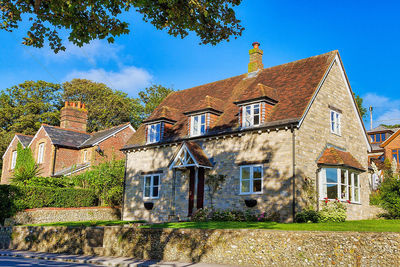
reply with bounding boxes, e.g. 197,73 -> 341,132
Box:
183,95 -> 224,115
233,83 -> 278,105
143,106 -> 179,124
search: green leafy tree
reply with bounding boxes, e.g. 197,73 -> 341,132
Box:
138,84 -> 175,121
12,143 -> 41,184
1,0 -> 244,53
380,124 -> 400,129
354,93 -> 367,119
63,79 -> 143,131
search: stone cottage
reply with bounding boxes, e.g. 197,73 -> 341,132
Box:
122,43 -> 372,222
1,101 -> 135,184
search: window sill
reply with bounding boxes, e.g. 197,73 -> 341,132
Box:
239,192 -> 263,196
143,197 -> 160,200
320,199 -> 361,205
330,131 -> 341,137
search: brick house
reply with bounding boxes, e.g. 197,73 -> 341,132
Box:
379,128 -> 400,166
367,125 -> 399,164
1,102 -> 135,184
122,43 -> 372,223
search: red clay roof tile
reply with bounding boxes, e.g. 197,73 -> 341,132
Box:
317,147 -> 364,171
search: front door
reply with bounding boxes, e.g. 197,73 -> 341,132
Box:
188,167 -> 205,216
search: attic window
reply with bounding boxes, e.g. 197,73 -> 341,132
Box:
147,123 -> 161,144
190,114 -> 206,137
242,103 -> 260,128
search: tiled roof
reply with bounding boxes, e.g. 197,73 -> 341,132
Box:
125,50 -> 337,148
43,125 -> 91,148
16,134 -> 33,147
234,83 -> 278,104
183,95 -> 225,115
367,125 -> 398,133
317,147 -> 365,171
371,143 -> 384,152
144,106 -> 180,123
79,123 -> 132,148
185,142 -> 213,167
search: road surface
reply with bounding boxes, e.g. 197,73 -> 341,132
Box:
0,256 -> 101,266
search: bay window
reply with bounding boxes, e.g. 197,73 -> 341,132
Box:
242,103 -> 260,128
240,165 -> 263,194
319,168 -> 360,203
191,114 -> 206,137
147,123 -> 161,144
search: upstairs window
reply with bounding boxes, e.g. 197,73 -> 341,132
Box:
144,174 -> 160,199
11,150 -> 17,170
190,114 -> 206,137
147,123 -> 161,144
330,110 -> 341,135
392,149 -> 400,164
242,103 -> 260,128
37,143 -> 45,164
370,133 -> 386,143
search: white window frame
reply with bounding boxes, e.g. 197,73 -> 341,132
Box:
239,165 -> 263,195
330,110 -> 341,135
147,123 -> 161,144
37,143 -> 45,164
190,114 -> 206,137
242,103 -> 261,128
11,150 -> 17,170
83,150 -> 88,163
143,174 -> 160,199
319,168 -> 360,203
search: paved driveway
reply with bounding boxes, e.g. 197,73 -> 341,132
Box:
0,256 -> 101,266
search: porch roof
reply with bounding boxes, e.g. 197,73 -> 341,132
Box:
317,147 -> 365,171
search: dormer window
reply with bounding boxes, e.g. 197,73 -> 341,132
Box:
242,103 -> 260,128
147,123 -> 161,144
190,114 -> 206,137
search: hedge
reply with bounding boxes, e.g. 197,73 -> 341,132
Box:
0,185 -> 98,224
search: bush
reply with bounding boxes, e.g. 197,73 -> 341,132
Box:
0,185 -> 98,224
318,199 -> 347,222
374,175 -> 400,218
295,209 -> 320,223
12,143 -> 40,184
191,208 -> 262,222
22,176 -> 74,188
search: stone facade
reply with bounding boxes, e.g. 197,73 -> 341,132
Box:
6,226 -> 400,266
123,55 -> 372,223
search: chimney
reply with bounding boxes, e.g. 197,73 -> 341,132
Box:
60,101 -> 88,132
248,42 -> 264,73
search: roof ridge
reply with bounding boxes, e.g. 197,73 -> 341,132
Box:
92,122 -> 131,134
43,124 -> 91,135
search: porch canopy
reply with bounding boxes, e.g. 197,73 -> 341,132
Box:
169,141 -> 213,169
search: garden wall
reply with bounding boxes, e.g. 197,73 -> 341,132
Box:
4,207 -> 121,226
6,226 -> 400,266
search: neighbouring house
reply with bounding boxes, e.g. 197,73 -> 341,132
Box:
379,128 -> 400,166
1,101 -> 135,184
367,125 -> 399,165
122,43 -> 372,223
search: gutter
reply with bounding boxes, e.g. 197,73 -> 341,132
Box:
51,146 -> 58,176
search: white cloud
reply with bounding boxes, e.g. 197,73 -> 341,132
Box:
64,66 -> 153,95
362,93 -> 400,127
375,109 -> 400,126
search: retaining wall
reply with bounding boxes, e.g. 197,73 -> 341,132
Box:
4,207 -> 121,226
6,226 -> 400,266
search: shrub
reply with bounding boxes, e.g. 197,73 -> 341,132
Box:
295,209 -> 320,223
12,143 -> 41,184
22,176 -> 74,188
318,199 -> 347,222
191,209 -> 263,222
0,185 -> 20,225
191,208 -> 210,222
374,175 -> 400,218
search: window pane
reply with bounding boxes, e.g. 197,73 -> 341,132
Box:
341,185 -> 347,199
253,166 -> 262,178
354,187 -> 359,202
241,180 -> 250,193
253,104 -> 260,114
326,168 -> 337,183
348,185 -> 353,202
376,134 -> 380,142
354,175 -> 359,187
254,114 -> 260,125
381,133 -> 386,141
253,179 -> 262,193
241,167 -> 250,179
145,176 -> 151,187
327,184 -> 338,199
153,175 -> 159,186
152,186 -> 159,197
393,153 -> 398,163
201,114 -> 205,124
370,135 -> 375,142
144,187 -> 150,197
341,170 -> 346,185
200,124 -> 205,134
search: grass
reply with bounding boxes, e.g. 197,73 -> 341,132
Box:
20,219 -> 400,232
22,220 -> 145,227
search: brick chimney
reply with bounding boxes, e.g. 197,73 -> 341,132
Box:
248,42 -> 264,73
60,101 -> 88,132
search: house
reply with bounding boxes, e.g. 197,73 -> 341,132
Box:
122,43 -> 372,223
1,101 -> 135,184
367,125 -> 399,165
379,128 -> 400,166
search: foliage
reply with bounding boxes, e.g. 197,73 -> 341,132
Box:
354,93 -> 367,119
70,159 -> 125,206
318,199 -> 347,222
22,176 -> 74,188
294,209 -> 320,223
380,124 -> 400,129
0,0 -> 244,53
137,84 -> 175,122
0,185 -> 97,224
191,208 -> 260,222
23,220 -> 145,227
63,79 -> 143,131
205,174 -> 227,209
371,171 -> 400,218
12,143 -> 41,184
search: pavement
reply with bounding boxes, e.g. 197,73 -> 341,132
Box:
0,250 -> 236,267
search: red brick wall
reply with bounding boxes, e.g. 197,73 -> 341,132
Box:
29,128 -> 54,177
1,137 -> 20,184
54,147 -> 81,174
384,133 -> 400,163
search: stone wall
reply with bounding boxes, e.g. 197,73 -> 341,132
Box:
7,226 -> 400,266
5,207 -> 121,226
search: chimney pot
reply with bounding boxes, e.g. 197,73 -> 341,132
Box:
252,42 -> 260,49
65,101 -> 69,107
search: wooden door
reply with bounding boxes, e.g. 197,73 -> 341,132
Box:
188,167 -> 195,216
197,168 -> 205,210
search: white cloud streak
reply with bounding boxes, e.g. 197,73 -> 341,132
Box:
363,93 -> 400,126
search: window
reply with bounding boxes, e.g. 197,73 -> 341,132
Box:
320,168 -> 360,203
242,103 -> 260,128
370,133 -> 386,143
37,143 -> 45,164
147,123 -> 161,144
240,165 -> 263,194
83,150 -> 88,163
330,110 -> 341,135
143,174 -> 160,199
11,150 -> 17,170
191,114 -> 206,137
392,149 -> 400,164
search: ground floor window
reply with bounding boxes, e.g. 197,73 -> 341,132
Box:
240,165 -> 263,194
319,168 -> 360,203
143,174 -> 160,199
392,149 -> 400,164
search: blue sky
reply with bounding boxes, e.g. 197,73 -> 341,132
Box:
0,0 -> 399,128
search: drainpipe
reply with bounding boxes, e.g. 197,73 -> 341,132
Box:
121,152 -> 128,220
51,146 -> 58,176
291,124 -> 296,222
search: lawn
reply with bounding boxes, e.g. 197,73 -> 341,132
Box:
21,219 -> 400,232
